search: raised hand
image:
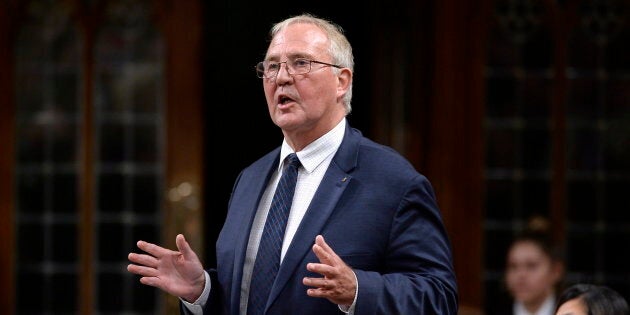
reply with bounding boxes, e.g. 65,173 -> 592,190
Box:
303,235 -> 357,306
127,234 -> 206,302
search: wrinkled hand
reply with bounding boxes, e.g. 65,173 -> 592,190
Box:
303,235 -> 357,306
127,234 -> 205,302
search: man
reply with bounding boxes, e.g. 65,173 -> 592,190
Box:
127,13 -> 458,314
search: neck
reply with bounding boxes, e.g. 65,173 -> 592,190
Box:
284,116 -> 344,151
522,294 -> 551,314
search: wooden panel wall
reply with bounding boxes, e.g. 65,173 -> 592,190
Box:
0,2 -> 16,313
427,1 -> 489,313
366,1 -> 489,312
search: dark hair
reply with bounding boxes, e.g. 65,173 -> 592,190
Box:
556,284 -> 629,315
509,215 -> 563,262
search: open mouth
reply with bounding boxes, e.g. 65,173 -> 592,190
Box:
278,95 -> 294,105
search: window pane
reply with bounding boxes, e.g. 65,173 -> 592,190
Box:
485,0 -> 630,311
94,0 -> 165,312
50,273 -> 78,312
13,1 -> 80,312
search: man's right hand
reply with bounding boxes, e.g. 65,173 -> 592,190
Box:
127,234 -> 205,303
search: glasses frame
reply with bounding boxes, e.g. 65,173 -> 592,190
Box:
255,58 -> 342,79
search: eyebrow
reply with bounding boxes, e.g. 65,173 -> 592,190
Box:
266,53 -> 312,62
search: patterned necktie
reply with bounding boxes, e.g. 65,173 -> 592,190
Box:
247,153 -> 301,315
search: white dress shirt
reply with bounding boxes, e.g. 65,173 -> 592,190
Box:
513,294 -> 556,315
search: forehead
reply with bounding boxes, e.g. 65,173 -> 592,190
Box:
508,241 -> 547,259
556,298 -> 588,315
266,23 -> 330,59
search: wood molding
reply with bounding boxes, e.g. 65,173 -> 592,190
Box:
0,2 -> 16,313
162,0 -> 205,313
427,0 -> 490,311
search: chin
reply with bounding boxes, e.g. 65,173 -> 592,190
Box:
274,114 -> 303,128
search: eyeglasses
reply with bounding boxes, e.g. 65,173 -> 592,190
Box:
255,58 -> 342,79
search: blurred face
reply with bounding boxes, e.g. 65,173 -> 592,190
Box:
556,298 -> 588,315
262,22 -> 350,148
505,241 -> 561,306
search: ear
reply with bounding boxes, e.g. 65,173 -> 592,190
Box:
336,68 -> 352,98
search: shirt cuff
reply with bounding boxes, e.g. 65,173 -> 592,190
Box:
180,271 -> 211,314
338,270 -> 358,314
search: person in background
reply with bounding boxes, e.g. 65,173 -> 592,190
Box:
127,13 -> 458,315
555,283 -> 629,315
488,216 -> 565,315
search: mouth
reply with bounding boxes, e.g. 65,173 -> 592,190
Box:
277,94 -> 295,107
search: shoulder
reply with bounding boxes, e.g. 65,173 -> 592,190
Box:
248,148 -> 279,167
234,148 -> 279,182
343,126 -> 422,178
333,126 -> 439,202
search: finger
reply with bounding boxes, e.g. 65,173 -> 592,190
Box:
306,287 -> 328,298
315,235 -> 339,256
315,235 -> 332,252
307,261 -> 335,276
127,264 -> 160,277
313,235 -> 341,265
139,276 -> 164,289
310,255 -> 343,280
312,242 -> 329,263
128,252 -> 159,268
137,240 -> 170,257
303,276 -> 334,289
175,234 -> 196,260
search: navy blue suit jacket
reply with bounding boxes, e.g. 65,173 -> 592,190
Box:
188,124 -> 458,314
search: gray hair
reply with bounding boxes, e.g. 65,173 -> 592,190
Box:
269,13 -> 354,114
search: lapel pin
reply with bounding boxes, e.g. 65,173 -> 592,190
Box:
341,177 -> 347,182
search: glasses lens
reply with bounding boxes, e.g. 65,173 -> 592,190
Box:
255,62 -> 266,78
291,59 -> 311,75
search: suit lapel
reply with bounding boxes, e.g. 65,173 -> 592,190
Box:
228,151 -> 280,313
266,125 -> 361,310
268,163 -> 351,306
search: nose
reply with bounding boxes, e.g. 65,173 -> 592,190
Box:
274,62 -> 292,84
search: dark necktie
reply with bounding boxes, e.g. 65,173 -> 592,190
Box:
247,153 -> 301,315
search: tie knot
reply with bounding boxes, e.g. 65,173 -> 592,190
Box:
285,153 -> 301,168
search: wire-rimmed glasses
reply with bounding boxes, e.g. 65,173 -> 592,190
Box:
255,58 -> 342,79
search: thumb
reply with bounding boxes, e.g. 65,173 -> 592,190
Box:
175,234 -> 196,259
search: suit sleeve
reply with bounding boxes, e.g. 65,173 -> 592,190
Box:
352,175 -> 458,314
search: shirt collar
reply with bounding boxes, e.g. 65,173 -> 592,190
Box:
514,295 -> 556,315
279,118 -> 346,173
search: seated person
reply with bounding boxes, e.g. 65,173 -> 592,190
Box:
488,216 -> 565,315
555,283 -> 629,315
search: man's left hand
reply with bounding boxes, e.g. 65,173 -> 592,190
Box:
303,235 -> 357,306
